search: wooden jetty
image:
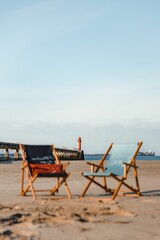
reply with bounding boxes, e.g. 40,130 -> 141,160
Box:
0,138 -> 84,161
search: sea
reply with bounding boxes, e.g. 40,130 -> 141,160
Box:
0,154 -> 160,162
84,154 -> 160,161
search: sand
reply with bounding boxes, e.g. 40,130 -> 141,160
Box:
0,160 -> 160,240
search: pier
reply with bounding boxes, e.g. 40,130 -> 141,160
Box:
0,138 -> 84,161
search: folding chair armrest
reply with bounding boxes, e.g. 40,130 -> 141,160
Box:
62,162 -> 70,171
122,162 -> 138,179
86,162 -> 104,173
123,162 -> 138,168
122,164 -> 127,179
86,162 -> 103,168
63,162 -> 70,166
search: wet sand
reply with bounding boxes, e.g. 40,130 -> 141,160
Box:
0,160 -> 160,240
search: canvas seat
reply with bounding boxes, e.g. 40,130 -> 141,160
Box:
19,144 -> 72,200
80,141 -> 143,200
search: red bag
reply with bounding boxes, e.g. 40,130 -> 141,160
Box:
29,163 -> 63,175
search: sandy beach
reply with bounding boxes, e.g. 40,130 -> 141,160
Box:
0,160 -> 160,240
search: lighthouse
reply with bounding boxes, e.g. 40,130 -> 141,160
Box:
77,137 -> 82,151
77,137 -> 84,160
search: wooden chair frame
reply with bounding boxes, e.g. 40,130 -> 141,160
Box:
80,141 -> 143,200
19,144 -> 72,200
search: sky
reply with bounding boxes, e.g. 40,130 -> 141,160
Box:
0,0 -> 160,154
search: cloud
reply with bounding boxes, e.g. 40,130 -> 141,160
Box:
0,82 -> 159,126
0,119 -> 159,154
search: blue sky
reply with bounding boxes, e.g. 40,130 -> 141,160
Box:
0,0 -> 160,154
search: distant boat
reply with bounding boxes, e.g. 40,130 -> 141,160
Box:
138,151 -> 155,156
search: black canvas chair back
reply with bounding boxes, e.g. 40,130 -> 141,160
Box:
24,145 -> 55,164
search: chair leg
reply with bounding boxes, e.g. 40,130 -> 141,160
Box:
103,176 -> 107,189
28,176 -> 36,200
50,176 -> 72,198
111,174 -> 141,200
64,180 -> 72,198
111,181 -> 123,200
80,176 -> 95,197
20,168 -> 25,196
134,167 -> 141,195
21,170 -> 37,200
80,162 -> 109,198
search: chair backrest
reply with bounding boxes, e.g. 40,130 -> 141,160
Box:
104,143 -> 138,176
24,145 -> 55,164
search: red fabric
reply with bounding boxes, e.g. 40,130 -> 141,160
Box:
29,163 -> 63,175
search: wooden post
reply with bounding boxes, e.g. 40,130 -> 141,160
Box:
14,149 -> 19,160
5,148 -> 9,159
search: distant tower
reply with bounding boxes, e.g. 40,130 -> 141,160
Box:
77,137 -> 82,151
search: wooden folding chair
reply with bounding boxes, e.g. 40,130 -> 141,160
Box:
80,141 -> 143,200
19,144 -> 72,200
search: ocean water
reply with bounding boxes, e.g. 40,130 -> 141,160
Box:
84,154 -> 160,161
0,154 -> 160,162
